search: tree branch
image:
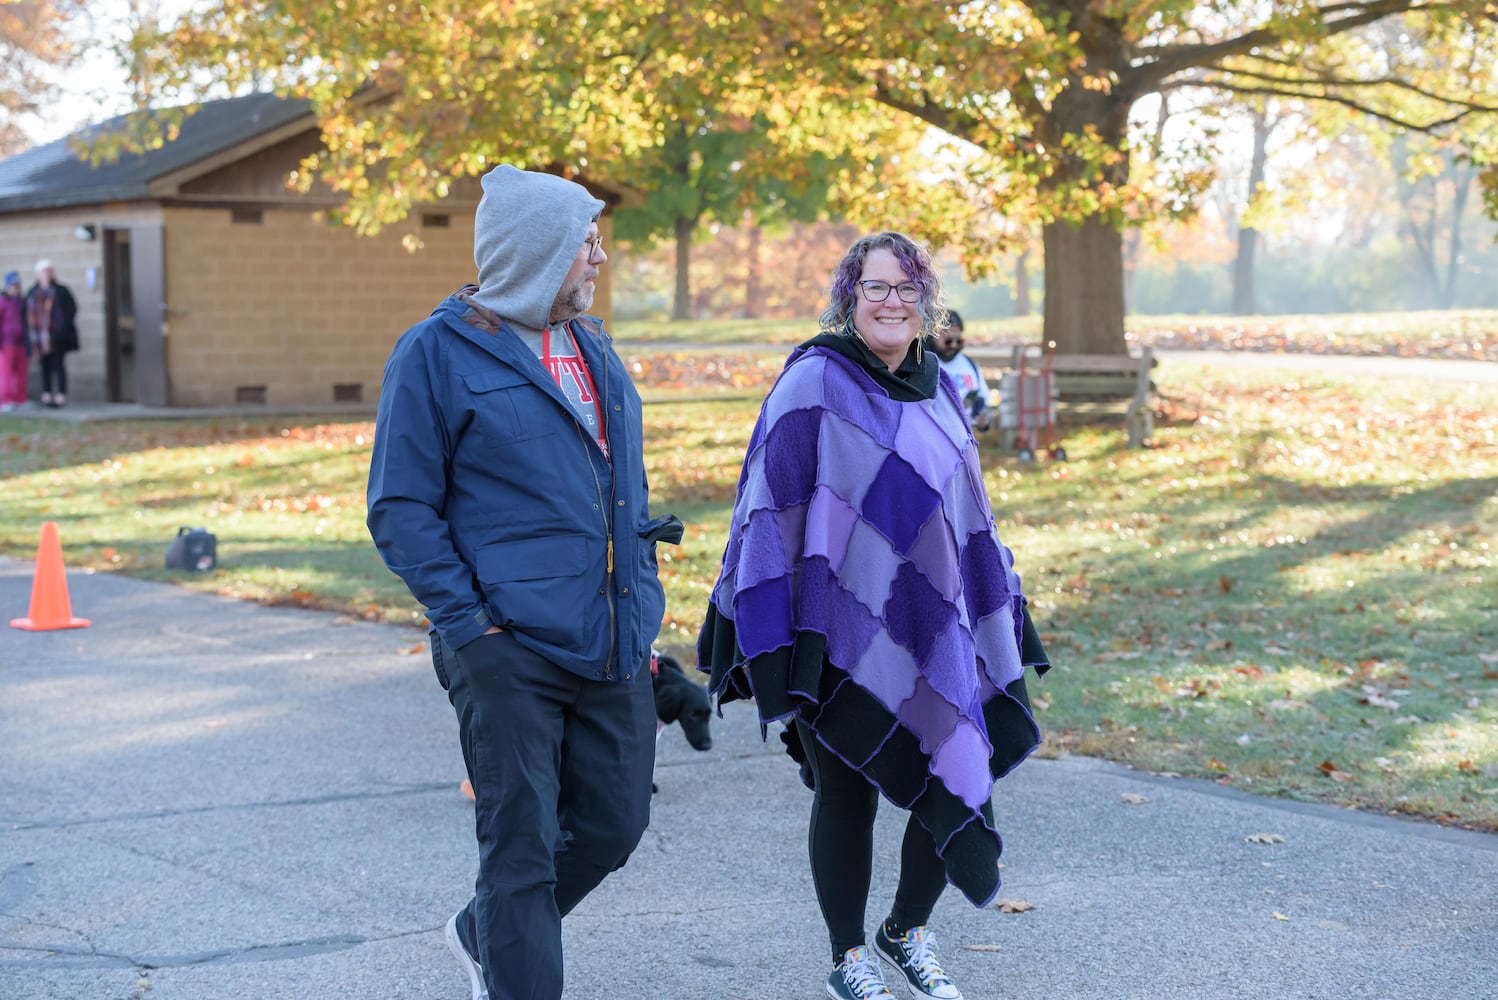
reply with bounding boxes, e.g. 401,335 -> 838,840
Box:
1123,0 -> 1460,93
1184,75 -> 1487,132
1207,60 -> 1498,114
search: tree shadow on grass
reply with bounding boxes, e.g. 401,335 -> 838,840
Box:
1041,466 -> 1497,827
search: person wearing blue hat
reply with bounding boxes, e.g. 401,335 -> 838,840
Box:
0,270 -> 27,411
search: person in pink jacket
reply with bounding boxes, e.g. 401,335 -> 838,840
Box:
0,271 -> 28,411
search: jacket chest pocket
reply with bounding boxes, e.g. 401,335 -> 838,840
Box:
461,368 -> 562,451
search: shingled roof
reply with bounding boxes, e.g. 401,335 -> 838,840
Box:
0,92 -> 314,214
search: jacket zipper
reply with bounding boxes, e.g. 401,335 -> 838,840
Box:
568,320 -> 616,680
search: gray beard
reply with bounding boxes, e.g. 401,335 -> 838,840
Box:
549,280 -> 594,325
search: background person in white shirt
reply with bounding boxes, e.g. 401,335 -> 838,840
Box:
934,310 -> 991,431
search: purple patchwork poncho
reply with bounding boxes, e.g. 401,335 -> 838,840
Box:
699,342 -> 1047,907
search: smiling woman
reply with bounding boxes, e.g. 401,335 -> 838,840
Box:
698,230 -> 1050,1000
817,230 -> 947,371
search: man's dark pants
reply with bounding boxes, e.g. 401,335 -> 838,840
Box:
433,630 -> 656,1000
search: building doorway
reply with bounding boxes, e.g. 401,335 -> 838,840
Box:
103,228 -> 134,402
103,224 -> 166,405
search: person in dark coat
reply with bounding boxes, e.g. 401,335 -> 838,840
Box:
367,166 -> 681,1000
25,259 -> 79,408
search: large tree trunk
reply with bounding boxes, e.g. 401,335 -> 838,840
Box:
743,224 -> 763,319
1038,45 -> 1130,356
1232,110 -> 1270,315
1042,217 -> 1126,354
671,215 -> 693,321
1441,163 -> 1473,308
1014,247 -> 1031,316
1231,229 -> 1260,315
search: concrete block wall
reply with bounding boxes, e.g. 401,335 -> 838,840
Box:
162,206 -> 474,407
0,200 -> 620,409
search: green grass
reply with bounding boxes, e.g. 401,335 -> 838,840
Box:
2,358 -> 1494,830
612,308 -> 1498,359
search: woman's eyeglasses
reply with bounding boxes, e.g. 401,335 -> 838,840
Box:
856,280 -> 921,303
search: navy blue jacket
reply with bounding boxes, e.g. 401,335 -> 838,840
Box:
367,290 -> 676,682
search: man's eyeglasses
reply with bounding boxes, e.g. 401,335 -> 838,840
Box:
856,280 -> 921,304
583,235 -> 604,262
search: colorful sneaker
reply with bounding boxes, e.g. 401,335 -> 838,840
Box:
445,910 -> 488,1000
827,945 -> 897,1000
873,923 -> 963,999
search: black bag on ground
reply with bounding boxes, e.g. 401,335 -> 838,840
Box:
165,527 -> 217,572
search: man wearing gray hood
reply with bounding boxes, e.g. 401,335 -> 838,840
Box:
368,165 -> 681,1000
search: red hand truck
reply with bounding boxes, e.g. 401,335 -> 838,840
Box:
1001,343 -> 1067,462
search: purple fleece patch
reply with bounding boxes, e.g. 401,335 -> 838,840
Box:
884,560 -> 955,666
863,453 -> 942,555
764,407 -> 822,509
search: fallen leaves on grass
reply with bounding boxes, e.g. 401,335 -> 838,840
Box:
1132,315 -> 1498,361
1272,911 -> 1291,922
1154,675 -> 1219,699
993,899 -> 1035,914
400,641 -> 426,655
1318,760 -> 1355,782
1359,687 -> 1401,710
627,352 -> 783,393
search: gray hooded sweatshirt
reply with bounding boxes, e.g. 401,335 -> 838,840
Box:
470,165 -> 605,331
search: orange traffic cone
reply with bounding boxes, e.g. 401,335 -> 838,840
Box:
10,521 -> 91,631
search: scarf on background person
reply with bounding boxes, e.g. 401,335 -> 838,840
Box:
699,340 -> 1048,907
26,287 -> 55,354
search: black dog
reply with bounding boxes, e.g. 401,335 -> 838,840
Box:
651,652 -> 712,792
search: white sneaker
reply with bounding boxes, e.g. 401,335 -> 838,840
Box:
873,924 -> 963,999
445,910 -> 488,1000
828,945 -> 897,1000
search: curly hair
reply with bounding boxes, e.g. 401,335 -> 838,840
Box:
817,231 -> 947,340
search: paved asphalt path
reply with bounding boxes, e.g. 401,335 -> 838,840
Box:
2,560 -> 1496,1000
3,350 -> 1495,998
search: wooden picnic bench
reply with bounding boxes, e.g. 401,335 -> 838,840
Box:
965,344 -> 1157,449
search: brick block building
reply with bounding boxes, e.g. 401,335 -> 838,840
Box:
0,93 -> 630,408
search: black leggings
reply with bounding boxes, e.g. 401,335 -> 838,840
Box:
796,720 -> 948,962
40,351 -> 66,396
